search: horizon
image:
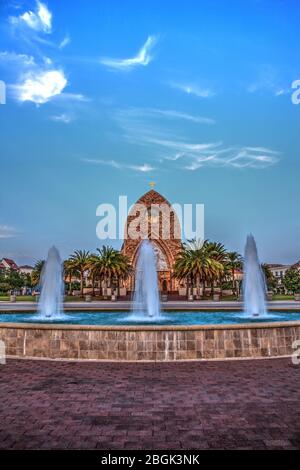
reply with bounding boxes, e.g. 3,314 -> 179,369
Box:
1,0 -> 300,265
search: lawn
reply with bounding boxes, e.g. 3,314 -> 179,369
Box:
0,295 -> 36,302
0,294 -> 296,302
272,294 -> 294,300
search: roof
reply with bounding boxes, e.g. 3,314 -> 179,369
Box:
135,189 -> 173,207
19,265 -> 34,269
1,258 -> 18,269
291,261 -> 300,269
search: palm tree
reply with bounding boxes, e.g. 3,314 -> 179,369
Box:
86,253 -> 102,297
226,251 -> 243,296
173,239 -> 224,299
31,259 -> 45,286
63,259 -> 79,296
69,250 -> 91,297
94,246 -> 131,296
204,241 -> 227,296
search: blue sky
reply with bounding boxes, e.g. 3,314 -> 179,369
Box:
0,0 -> 300,265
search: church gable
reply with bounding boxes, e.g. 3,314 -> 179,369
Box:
122,188 -> 182,269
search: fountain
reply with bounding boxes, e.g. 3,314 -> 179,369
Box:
38,246 -> 63,319
132,240 -> 161,319
243,234 -> 267,317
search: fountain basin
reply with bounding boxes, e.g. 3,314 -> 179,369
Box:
0,310 -> 299,361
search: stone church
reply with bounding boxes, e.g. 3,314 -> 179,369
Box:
121,188 -> 182,293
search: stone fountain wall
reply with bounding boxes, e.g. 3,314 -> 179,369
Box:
0,321 -> 299,361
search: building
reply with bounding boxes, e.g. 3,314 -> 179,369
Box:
0,258 -> 34,275
267,262 -> 300,292
0,258 -> 18,271
18,265 -> 34,275
121,188 -> 182,294
267,263 -> 292,293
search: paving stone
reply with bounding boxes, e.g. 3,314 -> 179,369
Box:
0,358 -> 299,449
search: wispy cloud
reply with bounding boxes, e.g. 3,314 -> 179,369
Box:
81,158 -> 155,173
50,113 -> 73,123
247,64 -> 289,96
10,1 -> 52,34
170,82 -> 215,98
0,51 -> 35,67
116,107 -> 215,125
0,225 -> 19,239
114,109 -> 280,171
59,34 -> 71,49
100,35 -> 158,71
159,142 -> 279,170
54,92 -> 89,102
129,163 -> 154,172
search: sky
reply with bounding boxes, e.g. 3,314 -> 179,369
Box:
0,0 -> 300,265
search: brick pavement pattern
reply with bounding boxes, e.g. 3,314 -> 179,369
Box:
0,358 -> 299,449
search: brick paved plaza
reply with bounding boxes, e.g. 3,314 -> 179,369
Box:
0,358 -> 299,450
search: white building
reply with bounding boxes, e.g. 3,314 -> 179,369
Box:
267,264 -> 293,293
18,265 -> 34,275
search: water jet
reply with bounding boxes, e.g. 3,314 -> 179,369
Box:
243,234 -> 267,317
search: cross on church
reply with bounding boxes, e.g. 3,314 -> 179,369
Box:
149,181 -> 156,189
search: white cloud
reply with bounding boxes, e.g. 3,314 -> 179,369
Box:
247,65 -> 289,97
274,88 -> 290,97
13,1 -> 52,34
0,51 -> 35,67
116,107 -> 215,125
150,109 -> 215,124
4,3 -> 85,107
100,35 -> 158,71
82,158 -> 155,173
180,148 -> 279,170
55,92 -> 89,102
114,109 -> 279,171
129,163 -> 154,172
171,82 -> 215,98
50,113 -> 72,123
0,225 -> 18,239
146,138 -> 222,153
14,69 -> 67,104
59,34 -> 71,49
244,146 -> 279,155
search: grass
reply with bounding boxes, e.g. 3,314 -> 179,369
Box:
0,295 -> 107,302
272,294 -> 294,301
0,294 -> 296,302
0,295 -> 36,302
220,295 -> 238,301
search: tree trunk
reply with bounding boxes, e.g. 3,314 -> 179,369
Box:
68,273 -> 72,296
80,272 -> 84,297
196,274 -> 200,299
92,274 -> 95,297
211,279 -> 215,298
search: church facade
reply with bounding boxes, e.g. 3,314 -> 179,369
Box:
121,188 -> 182,293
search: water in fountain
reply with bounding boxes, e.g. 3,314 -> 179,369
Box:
38,246 -> 64,319
243,234 -> 267,317
131,240 -> 161,320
